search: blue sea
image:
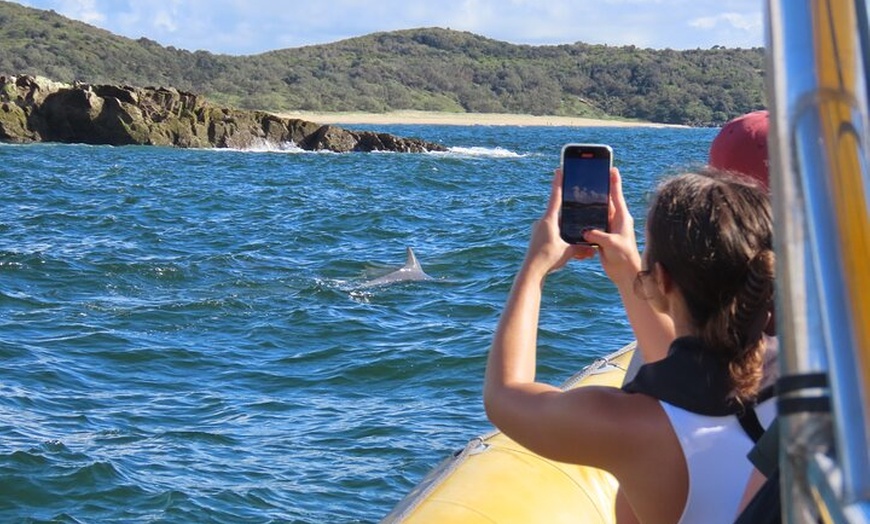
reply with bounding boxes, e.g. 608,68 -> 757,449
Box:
0,124 -> 717,523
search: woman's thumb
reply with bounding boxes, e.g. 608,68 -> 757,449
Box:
582,228 -> 610,247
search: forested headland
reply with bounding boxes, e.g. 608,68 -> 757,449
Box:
0,1 -> 765,126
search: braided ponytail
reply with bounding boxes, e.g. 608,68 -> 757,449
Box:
699,249 -> 775,400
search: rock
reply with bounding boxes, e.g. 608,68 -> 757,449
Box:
0,74 -> 447,153
0,100 -> 34,142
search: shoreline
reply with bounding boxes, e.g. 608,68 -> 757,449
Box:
275,110 -> 685,128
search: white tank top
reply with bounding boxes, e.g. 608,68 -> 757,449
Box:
660,398 -> 776,523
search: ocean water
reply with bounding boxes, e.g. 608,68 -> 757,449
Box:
0,124 -> 717,523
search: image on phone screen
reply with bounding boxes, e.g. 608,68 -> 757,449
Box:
560,145 -> 611,244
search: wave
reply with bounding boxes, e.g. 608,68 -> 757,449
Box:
205,140 -> 316,154
442,146 -> 526,158
241,140 -> 308,153
358,146 -> 526,158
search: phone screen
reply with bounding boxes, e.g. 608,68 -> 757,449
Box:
559,144 -> 612,244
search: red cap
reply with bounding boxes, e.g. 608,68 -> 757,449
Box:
709,110 -> 770,190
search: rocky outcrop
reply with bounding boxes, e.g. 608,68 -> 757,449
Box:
0,75 -> 447,153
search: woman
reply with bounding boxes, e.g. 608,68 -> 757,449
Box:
484,167 -> 775,523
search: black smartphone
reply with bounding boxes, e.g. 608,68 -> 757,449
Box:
559,143 -> 613,245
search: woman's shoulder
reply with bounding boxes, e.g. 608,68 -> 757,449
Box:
558,386 -> 676,465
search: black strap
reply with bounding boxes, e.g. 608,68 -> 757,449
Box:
736,383 -> 777,442
778,396 -> 831,415
776,372 -> 829,394
738,407 -> 765,443
776,372 -> 831,415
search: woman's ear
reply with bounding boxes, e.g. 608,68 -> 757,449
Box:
641,262 -> 672,314
653,262 -> 673,295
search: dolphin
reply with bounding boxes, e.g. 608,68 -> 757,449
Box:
359,247 -> 432,288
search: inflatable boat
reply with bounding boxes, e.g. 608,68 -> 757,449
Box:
382,343 -> 635,524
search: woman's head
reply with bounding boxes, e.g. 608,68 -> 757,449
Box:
642,169 -> 774,399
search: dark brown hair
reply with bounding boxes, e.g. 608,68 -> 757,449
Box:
644,169 -> 774,400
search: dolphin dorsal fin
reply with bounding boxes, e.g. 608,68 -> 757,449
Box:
404,247 -> 421,270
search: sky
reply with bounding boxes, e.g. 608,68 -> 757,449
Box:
9,0 -> 765,56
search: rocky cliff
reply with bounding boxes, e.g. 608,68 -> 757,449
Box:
0,75 -> 446,153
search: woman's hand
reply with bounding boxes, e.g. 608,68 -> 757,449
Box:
583,167 -> 642,287
521,169 -> 597,280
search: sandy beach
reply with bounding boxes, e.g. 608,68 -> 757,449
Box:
276,110 -> 681,128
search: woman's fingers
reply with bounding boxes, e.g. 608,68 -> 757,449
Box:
545,168 -> 564,221
582,228 -> 609,246
609,167 -> 630,229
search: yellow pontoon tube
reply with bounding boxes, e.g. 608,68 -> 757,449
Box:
382,343 -> 634,524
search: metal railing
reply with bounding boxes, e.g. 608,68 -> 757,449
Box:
766,0 -> 870,521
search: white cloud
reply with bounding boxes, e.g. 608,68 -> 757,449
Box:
37,0 -> 105,25
686,10 -> 763,48
152,2 -> 181,34
10,0 -> 766,54
690,12 -> 760,31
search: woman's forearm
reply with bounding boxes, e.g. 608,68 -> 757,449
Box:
614,274 -> 675,363
484,264 -> 547,410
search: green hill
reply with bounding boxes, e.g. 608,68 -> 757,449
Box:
0,1 -> 765,125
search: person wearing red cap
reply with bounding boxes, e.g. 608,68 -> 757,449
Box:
708,109 -> 770,190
